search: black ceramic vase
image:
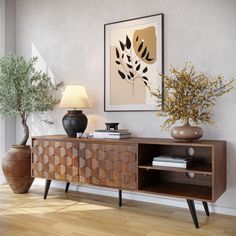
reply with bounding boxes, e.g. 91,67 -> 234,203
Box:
62,110 -> 88,137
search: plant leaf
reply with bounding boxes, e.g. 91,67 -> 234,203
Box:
127,64 -> 133,69
115,60 -> 120,65
130,71 -> 134,77
142,76 -> 148,81
119,41 -> 125,51
136,64 -> 141,71
115,48 -> 120,58
118,70 -> 125,79
126,35 -> 131,49
146,52 -> 154,61
143,67 -> 148,73
141,47 -> 147,58
138,42 -> 143,52
127,55 -> 131,62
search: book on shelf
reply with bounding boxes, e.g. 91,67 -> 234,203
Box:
152,155 -> 193,168
95,129 -> 129,133
153,155 -> 193,163
152,160 -> 193,168
92,132 -> 131,139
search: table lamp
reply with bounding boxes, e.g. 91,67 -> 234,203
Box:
59,85 -> 91,137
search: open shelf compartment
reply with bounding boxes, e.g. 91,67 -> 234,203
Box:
138,143 -> 213,173
138,168 -> 212,201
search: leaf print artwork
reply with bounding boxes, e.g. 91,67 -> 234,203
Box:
105,14 -> 163,111
114,26 -> 156,97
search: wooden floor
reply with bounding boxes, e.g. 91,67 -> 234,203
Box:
0,185 -> 236,236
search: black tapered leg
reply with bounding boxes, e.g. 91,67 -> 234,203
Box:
44,179 -> 51,200
118,189 -> 122,207
186,199 -> 199,228
65,182 -> 70,193
202,201 -> 210,216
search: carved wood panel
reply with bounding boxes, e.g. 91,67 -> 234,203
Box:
32,140 -> 79,182
79,142 -> 137,190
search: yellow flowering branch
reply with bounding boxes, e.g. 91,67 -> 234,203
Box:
147,63 -> 234,130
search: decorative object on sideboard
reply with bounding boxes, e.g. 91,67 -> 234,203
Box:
93,123 -> 131,139
171,118 -> 204,141
0,54 -> 62,193
147,63 -> 234,141
105,122 -> 119,130
104,13 -> 164,111
59,85 -> 91,137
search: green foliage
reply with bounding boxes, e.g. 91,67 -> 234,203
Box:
0,54 -> 62,145
147,63 -> 234,130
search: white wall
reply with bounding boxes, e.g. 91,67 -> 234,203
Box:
16,0 -> 236,214
5,0 -> 16,151
0,0 -> 16,183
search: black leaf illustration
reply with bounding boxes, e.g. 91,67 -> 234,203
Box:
115,60 -> 120,65
127,64 -> 133,69
136,64 -> 141,71
115,48 -> 120,58
142,76 -> 149,81
126,55 -> 131,62
135,60 -> 138,64
122,53 -> 124,59
144,81 -> 147,86
130,71 -> 134,77
141,47 -> 147,58
127,75 -> 131,80
118,70 -> 126,79
136,35 -> 139,42
146,52 -> 154,61
143,67 -> 148,73
119,41 -> 125,51
138,42 -> 143,52
126,35 -> 131,49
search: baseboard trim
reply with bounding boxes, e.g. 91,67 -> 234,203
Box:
34,179 -> 236,217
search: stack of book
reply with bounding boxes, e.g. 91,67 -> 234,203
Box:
152,155 -> 193,168
92,129 -> 131,139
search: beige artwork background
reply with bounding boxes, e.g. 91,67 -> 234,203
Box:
109,23 -> 158,106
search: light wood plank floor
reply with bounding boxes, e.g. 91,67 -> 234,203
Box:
0,184 -> 235,236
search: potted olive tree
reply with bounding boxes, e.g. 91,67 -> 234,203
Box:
0,54 -> 62,193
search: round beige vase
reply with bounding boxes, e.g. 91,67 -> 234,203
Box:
2,145 -> 34,193
171,119 -> 204,141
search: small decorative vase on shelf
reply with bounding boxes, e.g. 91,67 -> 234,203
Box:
170,118 -> 204,141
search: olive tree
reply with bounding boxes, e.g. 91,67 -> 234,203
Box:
0,54 -> 62,145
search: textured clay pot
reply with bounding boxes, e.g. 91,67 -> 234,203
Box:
2,145 -> 34,193
171,119 -> 204,141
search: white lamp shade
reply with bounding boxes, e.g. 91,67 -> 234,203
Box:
59,85 -> 91,109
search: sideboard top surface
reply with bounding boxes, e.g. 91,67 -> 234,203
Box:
32,135 -> 226,147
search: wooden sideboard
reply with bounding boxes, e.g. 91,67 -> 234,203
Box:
31,135 -> 226,228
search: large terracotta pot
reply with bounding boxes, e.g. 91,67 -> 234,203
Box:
2,145 -> 34,193
171,119 -> 204,141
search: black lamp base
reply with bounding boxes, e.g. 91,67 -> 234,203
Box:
62,110 -> 88,137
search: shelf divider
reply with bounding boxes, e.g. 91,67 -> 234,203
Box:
138,162 -> 212,175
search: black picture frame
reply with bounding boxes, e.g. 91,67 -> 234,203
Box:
104,13 -> 164,112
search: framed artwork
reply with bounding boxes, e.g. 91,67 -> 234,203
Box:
104,13 -> 164,111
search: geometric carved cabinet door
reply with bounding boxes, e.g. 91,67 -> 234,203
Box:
32,139 -> 79,182
79,142 -> 137,190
